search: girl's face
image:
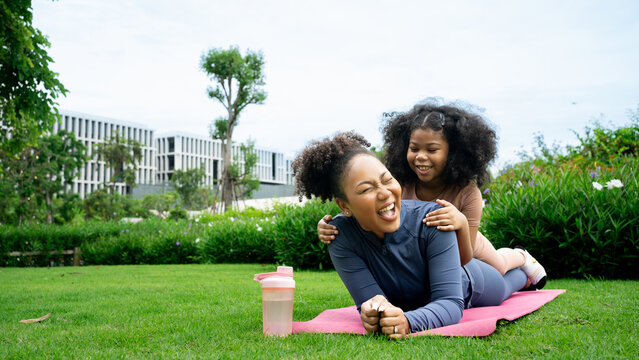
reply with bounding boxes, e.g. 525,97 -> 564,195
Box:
336,154 -> 402,239
406,128 -> 449,187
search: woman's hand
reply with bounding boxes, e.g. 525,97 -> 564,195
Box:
379,305 -> 410,339
360,295 -> 390,334
317,214 -> 339,244
424,199 -> 468,231
360,295 -> 410,338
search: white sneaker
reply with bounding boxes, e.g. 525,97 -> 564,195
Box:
516,248 -> 547,289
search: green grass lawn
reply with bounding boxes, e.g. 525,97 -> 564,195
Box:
1,264 -> 637,359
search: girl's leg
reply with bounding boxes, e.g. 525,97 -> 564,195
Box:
465,259 -> 528,307
472,231 -> 525,275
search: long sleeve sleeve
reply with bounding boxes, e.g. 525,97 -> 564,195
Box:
328,234 -> 386,311
402,229 -> 465,332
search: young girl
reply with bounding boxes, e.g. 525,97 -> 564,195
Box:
318,102 -> 546,288
293,131 -> 529,337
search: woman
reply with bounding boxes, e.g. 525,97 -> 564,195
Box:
292,131 -> 528,339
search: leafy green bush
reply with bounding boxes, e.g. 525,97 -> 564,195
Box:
141,192 -> 177,212
198,216 -> 276,264
567,109 -> 638,164
0,221 -> 124,266
482,156 -> 638,279
80,218 -> 204,265
272,199 -> 340,270
168,206 -> 188,220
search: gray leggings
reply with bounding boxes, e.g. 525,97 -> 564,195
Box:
463,258 -> 528,308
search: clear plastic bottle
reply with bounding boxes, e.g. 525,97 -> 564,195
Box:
254,266 -> 295,336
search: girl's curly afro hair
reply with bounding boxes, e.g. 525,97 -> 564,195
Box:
382,102 -> 497,188
292,131 -> 371,202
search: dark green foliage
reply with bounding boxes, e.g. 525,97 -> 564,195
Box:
93,130 -> 142,192
81,219 -> 202,265
170,166 -> 206,209
0,130 -> 87,224
567,109 -> 639,164
168,206 -> 188,220
141,192 -> 176,212
482,156 -> 638,279
2,200 -> 337,269
230,140 -> 260,200
82,188 -> 125,221
483,117 -> 639,279
272,200 -> 340,270
198,217 -> 276,264
1,221 -> 123,266
0,0 -> 68,155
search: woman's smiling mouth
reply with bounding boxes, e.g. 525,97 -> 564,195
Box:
377,202 -> 397,220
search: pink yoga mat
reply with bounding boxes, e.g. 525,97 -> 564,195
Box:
293,289 -> 565,337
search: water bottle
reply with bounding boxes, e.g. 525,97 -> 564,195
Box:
254,266 -> 295,336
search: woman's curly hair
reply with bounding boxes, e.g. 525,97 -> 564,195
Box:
292,131 -> 371,202
382,102 -> 497,188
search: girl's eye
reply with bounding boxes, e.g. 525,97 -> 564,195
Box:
382,177 -> 393,184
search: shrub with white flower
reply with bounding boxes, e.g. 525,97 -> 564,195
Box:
606,179 -> 624,189
593,179 -> 623,191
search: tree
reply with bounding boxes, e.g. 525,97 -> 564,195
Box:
230,140 -> 260,202
94,130 -> 142,194
200,46 -> 266,211
0,130 -> 86,224
0,0 -> 68,156
31,130 -> 87,223
170,166 -> 206,209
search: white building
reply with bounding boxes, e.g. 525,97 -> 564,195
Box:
156,131 -> 288,186
47,110 -> 293,199
50,110 -> 156,198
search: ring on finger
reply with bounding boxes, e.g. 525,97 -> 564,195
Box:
393,325 -> 397,334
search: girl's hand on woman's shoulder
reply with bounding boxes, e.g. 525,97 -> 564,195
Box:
317,214 -> 339,244
423,199 -> 468,231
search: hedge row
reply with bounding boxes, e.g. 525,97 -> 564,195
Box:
1,200 -> 339,269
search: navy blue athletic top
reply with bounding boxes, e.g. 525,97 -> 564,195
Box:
328,200 -> 473,332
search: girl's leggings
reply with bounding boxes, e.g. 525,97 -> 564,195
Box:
463,258 -> 528,308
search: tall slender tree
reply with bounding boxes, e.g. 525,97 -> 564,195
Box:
200,46 -> 266,211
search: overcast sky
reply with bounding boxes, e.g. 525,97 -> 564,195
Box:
33,0 -> 639,171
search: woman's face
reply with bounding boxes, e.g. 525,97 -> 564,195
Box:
337,154 -> 402,239
406,128 -> 449,187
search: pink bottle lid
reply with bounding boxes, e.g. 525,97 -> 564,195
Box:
254,266 -> 295,288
